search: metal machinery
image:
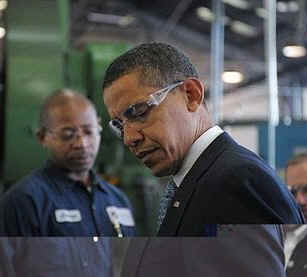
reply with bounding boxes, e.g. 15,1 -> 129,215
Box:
0,0 -> 160,235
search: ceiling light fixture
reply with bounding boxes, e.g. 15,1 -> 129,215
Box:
118,15 -> 135,27
255,7 -> 268,18
196,7 -> 214,22
0,27 -> 5,39
230,21 -> 257,37
276,2 -> 288,12
196,7 -> 229,24
222,0 -> 250,10
222,71 -> 244,84
277,1 -> 299,12
282,45 -> 306,58
0,0 -> 7,11
288,1 -> 299,12
87,13 -> 135,27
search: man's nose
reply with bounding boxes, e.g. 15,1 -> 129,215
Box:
72,132 -> 89,148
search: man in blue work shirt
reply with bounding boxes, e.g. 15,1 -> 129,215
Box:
0,89 -> 136,236
0,237 -> 113,277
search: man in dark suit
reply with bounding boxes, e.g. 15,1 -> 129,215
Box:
285,152 -> 307,220
285,225 -> 307,277
121,225 -> 286,277
102,42 -> 304,235
284,153 -> 307,276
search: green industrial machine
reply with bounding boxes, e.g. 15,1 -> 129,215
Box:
3,0 -> 64,182
1,0 -> 160,235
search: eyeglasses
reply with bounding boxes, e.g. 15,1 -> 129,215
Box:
47,125 -> 103,143
290,184 -> 307,198
109,81 -> 184,139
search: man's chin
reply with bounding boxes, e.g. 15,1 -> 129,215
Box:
141,153 -> 180,177
149,163 -> 174,178
69,161 -> 93,173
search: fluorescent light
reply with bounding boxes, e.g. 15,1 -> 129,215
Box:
0,0 -> 7,11
230,21 -> 257,37
222,0 -> 250,10
277,1 -> 299,12
0,27 -> 5,39
257,2 -> 297,17
118,15 -> 135,27
277,2 -> 288,12
196,7 -> 229,24
196,7 -> 214,22
283,45 -> 306,58
255,8 -> 268,18
288,1 -> 299,12
222,71 -> 244,84
87,13 -> 135,27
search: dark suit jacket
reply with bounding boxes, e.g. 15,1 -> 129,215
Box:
122,225 -> 286,277
286,234 -> 307,277
158,133 -> 304,236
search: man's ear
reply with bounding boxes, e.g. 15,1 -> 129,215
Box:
97,117 -> 103,133
183,78 -> 205,112
36,128 -> 48,147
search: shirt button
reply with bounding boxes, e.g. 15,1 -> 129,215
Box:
173,201 -> 180,208
82,261 -> 88,267
92,205 -> 96,210
93,236 -> 99,242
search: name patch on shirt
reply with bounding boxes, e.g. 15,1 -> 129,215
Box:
55,209 -> 82,223
106,206 -> 135,227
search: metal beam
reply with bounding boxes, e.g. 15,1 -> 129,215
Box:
210,0 -> 225,124
264,0 -> 279,168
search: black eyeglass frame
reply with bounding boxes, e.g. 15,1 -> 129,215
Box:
46,125 -> 103,143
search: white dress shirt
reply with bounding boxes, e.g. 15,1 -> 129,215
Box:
173,125 -> 224,187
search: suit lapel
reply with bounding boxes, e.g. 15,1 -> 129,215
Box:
158,133 -> 234,236
121,238 -> 149,277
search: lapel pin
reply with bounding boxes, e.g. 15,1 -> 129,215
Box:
173,201 -> 180,208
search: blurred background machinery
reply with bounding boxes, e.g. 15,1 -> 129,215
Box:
1,0 -> 307,234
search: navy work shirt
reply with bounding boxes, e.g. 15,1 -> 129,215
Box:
0,237 -> 112,277
0,161 -> 136,236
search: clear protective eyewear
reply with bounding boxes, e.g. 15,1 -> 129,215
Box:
109,81 -> 184,139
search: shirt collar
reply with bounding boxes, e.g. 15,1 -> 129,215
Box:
90,170 -> 107,192
44,160 -> 106,193
173,125 -> 224,187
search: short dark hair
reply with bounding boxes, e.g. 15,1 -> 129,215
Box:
38,88 -> 96,131
286,152 -> 307,168
102,42 -> 199,91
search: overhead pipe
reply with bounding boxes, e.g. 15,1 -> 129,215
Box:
210,0 -> 225,124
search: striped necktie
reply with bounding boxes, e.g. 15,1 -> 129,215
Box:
157,178 -> 177,230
